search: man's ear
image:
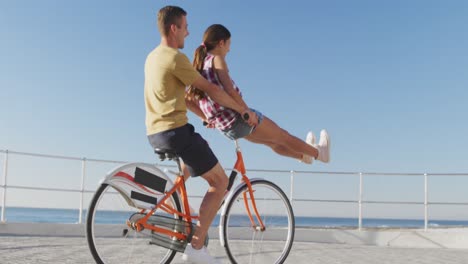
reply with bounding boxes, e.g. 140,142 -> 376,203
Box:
170,24 -> 177,34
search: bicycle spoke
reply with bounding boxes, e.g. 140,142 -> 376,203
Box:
223,180 -> 295,264
87,184 -> 181,264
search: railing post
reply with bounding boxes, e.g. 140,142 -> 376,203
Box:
78,157 -> 87,224
424,173 -> 428,231
358,172 -> 363,231
290,170 -> 295,206
1,150 -> 9,223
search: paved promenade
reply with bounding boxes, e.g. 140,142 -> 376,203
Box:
1,236 -> 468,264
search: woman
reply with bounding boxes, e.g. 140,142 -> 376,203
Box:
186,24 -> 330,164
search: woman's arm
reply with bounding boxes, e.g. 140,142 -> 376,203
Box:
213,55 -> 258,123
213,55 -> 248,109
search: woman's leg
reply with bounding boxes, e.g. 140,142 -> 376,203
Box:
245,116 -> 318,159
245,133 -> 302,159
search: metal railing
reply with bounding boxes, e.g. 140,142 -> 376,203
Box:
1,149 -> 468,231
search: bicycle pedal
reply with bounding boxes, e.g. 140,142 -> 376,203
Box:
127,214 -> 146,231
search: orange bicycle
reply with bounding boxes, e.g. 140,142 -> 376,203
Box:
86,140 -> 295,264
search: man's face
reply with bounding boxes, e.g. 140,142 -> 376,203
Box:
175,16 -> 189,49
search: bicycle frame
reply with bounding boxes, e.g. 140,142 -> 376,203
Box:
128,171 -> 198,242
124,140 -> 266,243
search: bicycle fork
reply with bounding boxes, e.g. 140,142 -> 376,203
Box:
242,179 -> 266,231
231,145 -> 266,232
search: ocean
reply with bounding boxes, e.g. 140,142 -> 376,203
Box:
2,207 -> 468,229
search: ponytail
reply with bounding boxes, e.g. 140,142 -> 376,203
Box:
186,44 -> 208,101
186,24 -> 231,101
193,44 -> 207,72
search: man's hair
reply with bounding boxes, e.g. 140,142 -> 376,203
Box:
157,6 -> 187,37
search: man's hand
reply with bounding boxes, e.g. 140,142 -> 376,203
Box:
242,109 -> 259,127
202,119 -> 215,129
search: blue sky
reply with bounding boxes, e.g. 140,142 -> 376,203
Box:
1,1 -> 468,219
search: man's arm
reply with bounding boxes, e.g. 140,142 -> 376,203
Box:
185,97 -> 206,120
192,76 -> 258,126
185,98 -> 216,128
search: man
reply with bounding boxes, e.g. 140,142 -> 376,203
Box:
144,6 -> 258,263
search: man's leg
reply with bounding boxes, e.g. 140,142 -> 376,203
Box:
191,162 -> 228,249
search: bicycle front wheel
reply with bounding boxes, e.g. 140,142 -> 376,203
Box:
86,183 -> 181,264
222,180 -> 295,264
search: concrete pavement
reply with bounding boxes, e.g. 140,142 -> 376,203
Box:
1,236 -> 468,264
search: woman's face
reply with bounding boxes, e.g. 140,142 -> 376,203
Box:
220,38 -> 231,55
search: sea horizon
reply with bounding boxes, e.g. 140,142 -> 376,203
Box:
2,206 -> 467,229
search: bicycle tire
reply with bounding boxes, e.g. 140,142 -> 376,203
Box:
86,183 -> 182,264
222,179 -> 295,264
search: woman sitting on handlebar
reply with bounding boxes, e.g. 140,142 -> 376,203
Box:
186,24 -> 330,165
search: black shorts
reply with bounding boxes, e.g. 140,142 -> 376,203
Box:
147,123 -> 218,177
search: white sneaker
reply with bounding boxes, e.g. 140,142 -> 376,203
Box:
306,131 -> 316,145
301,131 -> 316,164
182,244 -> 220,264
316,129 -> 330,163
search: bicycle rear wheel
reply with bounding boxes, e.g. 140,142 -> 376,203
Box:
222,179 -> 295,264
86,183 -> 181,264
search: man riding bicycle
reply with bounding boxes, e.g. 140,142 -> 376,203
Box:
144,5 -> 257,264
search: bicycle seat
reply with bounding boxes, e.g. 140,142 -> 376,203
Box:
154,148 -> 179,161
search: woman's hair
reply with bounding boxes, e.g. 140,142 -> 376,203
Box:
187,24 -> 231,101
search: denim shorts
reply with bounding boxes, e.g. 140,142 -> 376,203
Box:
147,124 -> 218,177
222,109 -> 264,140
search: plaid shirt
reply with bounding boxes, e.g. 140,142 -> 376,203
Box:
199,54 -> 242,130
